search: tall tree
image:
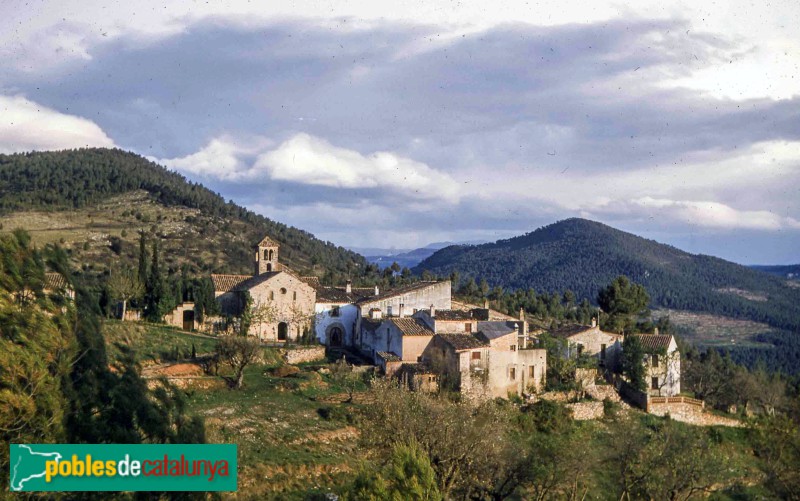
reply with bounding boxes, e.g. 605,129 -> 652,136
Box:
598,275 -> 650,334
107,265 -> 143,321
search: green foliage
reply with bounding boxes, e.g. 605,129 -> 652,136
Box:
598,275 -> 650,334
0,231 -> 205,492
0,148 -> 367,280
346,441 -> 442,501
414,218 -> 800,336
621,335 -> 647,391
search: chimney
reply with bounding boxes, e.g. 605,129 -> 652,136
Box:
370,308 -> 382,320
398,303 -> 405,318
374,285 -> 379,296
429,304 -> 436,318
591,317 -> 597,328
345,280 -> 352,294
519,307 -> 525,321
483,299 -> 489,309
654,327 -> 659,336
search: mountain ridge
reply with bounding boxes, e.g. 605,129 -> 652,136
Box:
414,218 -> 800,333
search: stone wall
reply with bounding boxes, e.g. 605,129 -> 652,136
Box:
282,346 -> 327,364
568,401 -> 604,420
648,401 -> 741,427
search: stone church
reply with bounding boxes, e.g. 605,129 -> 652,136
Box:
211,236 -> 316,342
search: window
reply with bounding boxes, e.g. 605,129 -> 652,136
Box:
651,377 -> 659,390
293,291 -> 297,301
652,354 -> 659,367
576,344 -> 584,355
263,249 -> 269,259
280,288 -> 287,295
529,366 -> 535,378
332,306 -> 340,317
509,367 -> 516,380
269,291 -> 275,300
600,344 -> 606,360
465,323 -> 472,332
428,375 -> 436,383
471,351 -> 481,360
510,345 -> 516,351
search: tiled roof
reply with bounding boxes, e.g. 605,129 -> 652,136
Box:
211,274 -> 252,292
301,276 -> 321,288
389,318 -> 434,336
395,362 -> 436,376
434,309 -> 489,321
477,321 -> 519,341
44,272 -> 69,290
377,351 -> 401,362
355,281 -> 443,305
632,334 -> 673,352
255,235 -> 279,247
437,333 -> 488,351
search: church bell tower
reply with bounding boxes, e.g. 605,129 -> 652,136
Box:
255,236 -> 280,275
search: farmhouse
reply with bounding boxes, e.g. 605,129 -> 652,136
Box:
633,332 -> 681,397
550,318 -> 622,367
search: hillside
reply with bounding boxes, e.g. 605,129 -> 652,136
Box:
414,218 -> 800,333
0,148 -> 366,279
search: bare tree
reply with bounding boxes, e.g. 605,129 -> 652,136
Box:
215,335 -> 262,388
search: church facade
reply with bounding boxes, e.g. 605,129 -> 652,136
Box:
211,236 -> 316,342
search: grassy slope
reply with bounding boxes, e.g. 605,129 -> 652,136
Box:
1,190 -> 259,276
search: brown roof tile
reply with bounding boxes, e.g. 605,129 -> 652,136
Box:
255,235 -> 280,247
437,333 -> 488,351
389,318 -> 434,336
377,351 -> 401,362
632,334 -> 673,352
210,274 -> 252,292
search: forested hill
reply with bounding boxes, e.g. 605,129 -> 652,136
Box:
0,148 -> 366,278
414,218 -> 800,332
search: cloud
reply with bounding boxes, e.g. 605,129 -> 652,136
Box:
0,95 -> 115,153
588,197 -> 800,231
255,134 -> 461,203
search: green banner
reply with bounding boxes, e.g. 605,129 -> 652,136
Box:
9,444 -> 237,492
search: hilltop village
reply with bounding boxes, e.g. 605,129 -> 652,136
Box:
165,235 -> 682,402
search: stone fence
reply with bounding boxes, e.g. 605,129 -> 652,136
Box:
282,346 -> 327,364
647,396 -> 704,411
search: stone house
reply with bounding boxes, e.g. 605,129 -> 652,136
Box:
421,326 -> 546,399
550,319 -> 622,368
210,236 -> 317,342
360,314 -> 435,366
633,333 -> 681,397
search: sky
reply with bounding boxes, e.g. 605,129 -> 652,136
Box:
1,1 -> 799,264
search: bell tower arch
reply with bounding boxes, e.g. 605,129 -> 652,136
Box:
254,236 -> 280,275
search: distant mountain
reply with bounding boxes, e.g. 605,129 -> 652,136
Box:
414,218 -> 800,333
0,148 -> 366,278
366,240 -> 487,269
751,264 -> 800,280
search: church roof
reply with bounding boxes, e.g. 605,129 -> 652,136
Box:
211,274 -> 252,292
301,276 -> 321,288
255,235 -> 279,248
